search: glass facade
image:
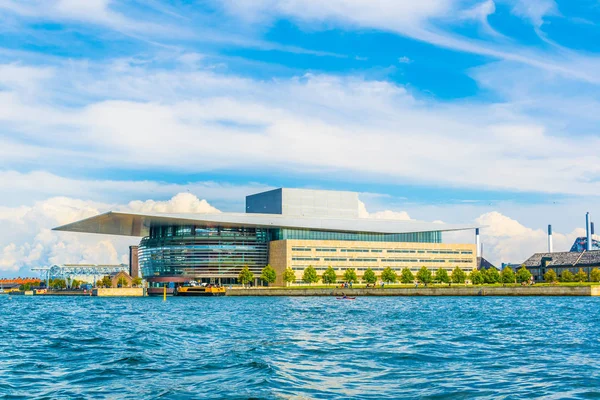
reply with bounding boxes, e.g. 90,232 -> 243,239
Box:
139,226 -> 268,279
139,224 -> 443,280
269,228 -> 441,243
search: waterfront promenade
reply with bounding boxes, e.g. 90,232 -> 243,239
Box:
227,285 -> 600,296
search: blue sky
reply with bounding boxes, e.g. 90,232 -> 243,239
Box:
0,0 -> 600,275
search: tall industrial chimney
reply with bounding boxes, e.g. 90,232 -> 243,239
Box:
592,222 -> 596,236
476,228 -> 481,258
586,212 -> 592,251
548,224 -> 553,253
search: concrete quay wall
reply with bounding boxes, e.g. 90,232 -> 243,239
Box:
92,288 -> 144,297
227,286 -> 600,297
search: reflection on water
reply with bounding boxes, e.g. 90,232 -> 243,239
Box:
1,296 -> 600,399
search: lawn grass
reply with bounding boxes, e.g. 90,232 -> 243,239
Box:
242,282 -> 600,290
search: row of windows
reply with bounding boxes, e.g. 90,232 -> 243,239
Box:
272,228 -> 442,243
292,248 -> 473,255
291,257 -> 475,264
291,266 -> 469,273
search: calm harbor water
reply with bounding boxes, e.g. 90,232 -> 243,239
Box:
1,296 -> 600,399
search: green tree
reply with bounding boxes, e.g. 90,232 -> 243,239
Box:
260,264 -> 277,286
501,266 -> 515,284
132,277 -> 143,287
543,269 -> 557,283
322,266 -> 337,286
484,268 -> 500,284
71,279 -> 82,289
574,268 -> 588,282
560,270 -> 574,283
363,268 -> 377,284
515,266 -> 532,283
303,265 -> 319,284
590,268 -> 600,283
51,278 -> 67,289
416,266 -> 433,285
451,266 -> 467,284
282,267 -> 296,286
238,266 -> 255,287
117,276 -> 129,287
434,268 -> 450,284
470,270 -> 484,285
19,283 -> 32,291
100,276 -> 112,288
343,268 -> 358,283
400,268 -> 414,284
381,267 -> 398,283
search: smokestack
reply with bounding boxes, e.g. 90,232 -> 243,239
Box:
586,212 -> 592,251
592,222 -> 595,236
548,224 -> 553,253
476,228 -> 480,258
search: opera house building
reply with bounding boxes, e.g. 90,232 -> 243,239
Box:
54,188 -> 478,287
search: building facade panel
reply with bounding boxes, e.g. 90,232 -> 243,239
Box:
269,239 -> 477,283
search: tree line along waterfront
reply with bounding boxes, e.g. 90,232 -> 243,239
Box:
237,265 -> 600,287
16,276 -> 143,291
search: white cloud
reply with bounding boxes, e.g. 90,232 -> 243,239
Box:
475,211 -> 584,265
506,0 -> 558,28
0,170 -> 272,208
123,193 -> 220,214
0,0 -> 171,34
398,56 -> 412,64
0,193 -> 222,276
358,200 -> 412,220
2,60 -> 600,196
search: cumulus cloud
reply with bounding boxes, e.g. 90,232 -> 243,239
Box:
3,61 -> 600,197
446,211 -> 585,266
358,200 -> 411,220
0,193 -> 221,277
123,193 -> 221,214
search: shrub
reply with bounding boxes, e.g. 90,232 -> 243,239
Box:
560,270 -> 574,283
515,266 -> 532,283
283,267 -> 296,286
574,268 -> 588,282
302,266 -> 319,285
400,268 -> 414,284
238,266 -> 254,286
451,266 -> 467,284
343,268 -> 358,283
543,269 -> 557,283
322,266 -> 337,286
260,265 -> 277,286
381,267 -> 397,283
434,268 -> 450,284
590,268 -> 600,283
416,266 -> 433,285
470,270 -> 484,285
501,266 -> 515,284
363,268 -> 377,284
484,268 -> 500,284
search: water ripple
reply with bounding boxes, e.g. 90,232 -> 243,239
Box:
2,296 -> 600,399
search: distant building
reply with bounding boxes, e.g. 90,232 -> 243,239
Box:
477,257 -> 497,271
570,237 -> 600,252
501,263 -> 522,272
522,251 -> 600,281
109,271 -> 133,288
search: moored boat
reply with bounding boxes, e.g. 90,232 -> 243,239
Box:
174,282 -> 226,297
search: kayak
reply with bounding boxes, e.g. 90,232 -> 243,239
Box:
336,297 -> 356,300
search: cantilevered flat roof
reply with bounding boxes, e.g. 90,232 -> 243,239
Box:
53,211 -> 479,237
